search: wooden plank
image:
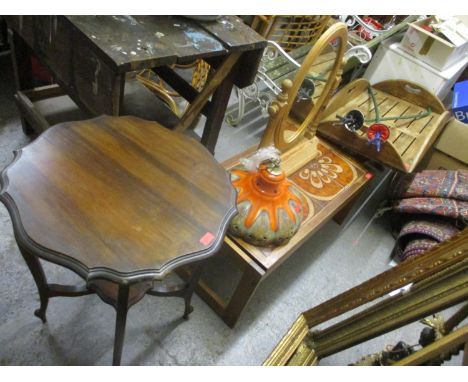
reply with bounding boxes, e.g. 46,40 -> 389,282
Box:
464,341 -> 468,366
70,30 -> 126,115
223,236 -> 266,273
200,77 -> 234,153
175,51 -> 241,132
22,84 -> 66,102
392,104 -> 432,154
318,120 -> 407,172
401,111 -> 450,171
152,66 -> 212,116
14,90 -> 50,133
198,15 -> 266,52
233,48 -> 265,89
330,91 -> 371,121
66,16 -> 229,72
374,79 -> 446,114
9,17 -> 124,116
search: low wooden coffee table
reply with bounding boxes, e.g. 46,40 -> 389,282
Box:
184,138 -> 371,327
0,115 -> 236,365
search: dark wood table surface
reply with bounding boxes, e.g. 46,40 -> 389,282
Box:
0,115 -> 237,365
6,15 -> 266,153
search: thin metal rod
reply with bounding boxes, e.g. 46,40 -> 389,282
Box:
366,86 -> 432,123
368,86 -> 381,122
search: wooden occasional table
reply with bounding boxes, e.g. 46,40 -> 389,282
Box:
6,15 -> 266,153
0,115 -> 236,365
184,138 -> 371,327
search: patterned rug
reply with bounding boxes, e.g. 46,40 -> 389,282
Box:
390,170 -> 467,262
392,218 -> 460,262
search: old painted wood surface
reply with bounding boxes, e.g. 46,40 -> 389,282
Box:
67,16 -> 228,71
0,115 -> 236,282
67,15 -> 265,71
6,16 -> 266,115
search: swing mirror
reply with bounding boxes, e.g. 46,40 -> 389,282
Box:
290,40 -> 338,121
272,23 -> 348,152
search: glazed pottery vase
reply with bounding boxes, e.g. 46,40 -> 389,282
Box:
229,163 -> 306,247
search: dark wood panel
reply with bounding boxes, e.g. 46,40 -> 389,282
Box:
198,16 -> 266,52
66,15 -> 229,72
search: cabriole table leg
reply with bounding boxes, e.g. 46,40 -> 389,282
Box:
113,281 -> 130,366
18,246 -> 50,323
182,263 -> 203,319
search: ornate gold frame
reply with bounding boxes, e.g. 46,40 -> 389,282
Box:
264,229 -> 468,366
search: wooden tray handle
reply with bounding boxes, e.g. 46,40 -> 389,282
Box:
373,80 -> 446,114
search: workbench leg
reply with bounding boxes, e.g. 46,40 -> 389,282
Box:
8,29 -> 33,91
201,78 -> 234,154
8,29 -> 35,135
112,73 -> 126,116
222,266 -> 262,328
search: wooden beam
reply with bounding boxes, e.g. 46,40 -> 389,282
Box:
175,51 -> 241,133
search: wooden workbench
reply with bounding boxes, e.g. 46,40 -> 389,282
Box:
6,15 -> 266,153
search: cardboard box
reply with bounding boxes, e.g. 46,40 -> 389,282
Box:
418,118 -> 468,170
452,80 -> 468,123
419,150 -> 468,171
364,36 -> 468,100
435,118 -> 468,163
400,16 -> 468,71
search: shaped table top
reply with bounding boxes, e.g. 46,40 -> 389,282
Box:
0,116 -> 236,282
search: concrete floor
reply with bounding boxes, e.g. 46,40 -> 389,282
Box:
0,53 -> 464,366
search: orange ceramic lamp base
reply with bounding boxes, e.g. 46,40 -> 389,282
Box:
229,164 -> 305,247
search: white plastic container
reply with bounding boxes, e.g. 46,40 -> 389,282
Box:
364,36 -> 468,101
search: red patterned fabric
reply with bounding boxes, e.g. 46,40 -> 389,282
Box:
390,170 -> 468,201
392,219 -> 460,262
401,239 -> 438,261
393,197 -> 468,219
390,170 -> 466,262
390,170 -> 468,220
398,218 -> 460,242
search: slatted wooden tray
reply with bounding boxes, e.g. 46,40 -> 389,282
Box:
317,79 -> 451,173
